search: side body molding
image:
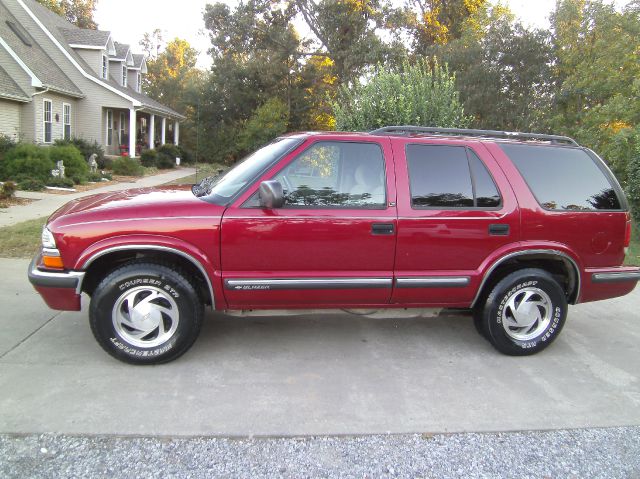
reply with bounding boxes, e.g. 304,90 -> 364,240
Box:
470,249 -> 582,307
80,244 -> 216,308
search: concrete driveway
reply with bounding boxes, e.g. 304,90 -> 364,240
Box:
1,257 -> 638,437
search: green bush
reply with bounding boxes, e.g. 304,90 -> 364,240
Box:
55,137 -> 106,168
17,178 -> 45,191
177,145 -> 193,163
626,131 -> 640,231
46,177 -> 75,188
0,134 -> 17,162
140,149 -> 158,167
111,156 -> 144,176
87,172 -> 104,182
1,181 -> 16,199
157,144 -> 179,169
156,153 -> 176,169
0,143 -> 54,182
49,145 -> 88,183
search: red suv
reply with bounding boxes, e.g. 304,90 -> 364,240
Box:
28,127 -> 640,364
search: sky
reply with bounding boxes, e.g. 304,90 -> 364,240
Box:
93,0 -> 626,69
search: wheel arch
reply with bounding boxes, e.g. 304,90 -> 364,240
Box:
79,245 -> 215,307
471,249 -> 581,308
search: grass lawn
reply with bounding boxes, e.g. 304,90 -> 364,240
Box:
0,217 -> 47,258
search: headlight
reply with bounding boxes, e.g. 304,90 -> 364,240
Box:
41,227 -> 57,249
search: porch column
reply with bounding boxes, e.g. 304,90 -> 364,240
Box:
148,114 -> 155,149
161,117 -> 166,145
129,108 -> 137,158
174,121 -> 179,146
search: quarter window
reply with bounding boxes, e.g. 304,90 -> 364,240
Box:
63,103 -> 71,140
274,141 -> 386,209
406,145 -> 501,209
43,99 -> 52,143
500,143 -> 622,211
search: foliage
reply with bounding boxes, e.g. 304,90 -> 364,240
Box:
0,145 -> 53,182
49,145 -> 88,183
35,0 -> 98,29
140,149 -> 158,167
54,137 -> 105,168
17,178 -> 45,191
0,181 -> 16,200
0,134 -> 17,162
627,130 -> 640,230
239,98 -> 289,154
111,157 -> 144,176
334,59 -> 470,131
86,172 -> 105,182
46,177 -> 75,188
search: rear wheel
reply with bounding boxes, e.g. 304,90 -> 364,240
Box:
479,268 -> 567,356
89,261 -> 203,364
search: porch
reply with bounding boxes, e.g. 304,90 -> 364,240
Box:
104,107 -> 180,157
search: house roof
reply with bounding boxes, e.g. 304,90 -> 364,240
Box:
0,1 -> 83,98
20,0 -> 184,120
0,64 -> 30,102
60,27 -> 110,48
131,54 -> 145,69
111,41 -> 129,60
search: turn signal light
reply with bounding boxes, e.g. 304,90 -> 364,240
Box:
43,255 -> 64,269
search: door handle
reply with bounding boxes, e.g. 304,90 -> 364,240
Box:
488,224 -> 510,236
371,223 -> 394,235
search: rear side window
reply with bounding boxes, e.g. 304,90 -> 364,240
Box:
406,144 -> 501,209
500,144 -> 622,211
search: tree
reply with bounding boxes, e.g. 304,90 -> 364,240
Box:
549,0 -> 640,181
431,5 -> 554,131
239,98 -> 290,153
333,59 -> 470,131
36,0 -> 98,29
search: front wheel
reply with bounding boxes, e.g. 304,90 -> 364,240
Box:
480,268 -> 567,356
89,261 -> 203,364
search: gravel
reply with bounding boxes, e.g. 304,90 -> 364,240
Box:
1,427 -> 639,478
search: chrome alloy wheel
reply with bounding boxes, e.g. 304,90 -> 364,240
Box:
112,286 -> 179,348
501,287 -> 553,341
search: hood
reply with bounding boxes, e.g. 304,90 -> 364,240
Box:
48,185 -> 225,226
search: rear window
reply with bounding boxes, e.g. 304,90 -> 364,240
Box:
500,144 -> 622,211
406,145 -> 501,209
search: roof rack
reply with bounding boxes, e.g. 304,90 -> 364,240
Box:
368,126 -> 579,146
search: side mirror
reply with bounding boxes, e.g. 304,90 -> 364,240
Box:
259,180 -> 285,208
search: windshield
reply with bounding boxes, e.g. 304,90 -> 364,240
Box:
193,137 -> 303,204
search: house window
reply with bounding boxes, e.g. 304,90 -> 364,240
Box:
119,112 -> 126,144
137,72 -> 141,92
63,103 -> 71,140
43,99 -> 52,143
122,65 -> 127,87
102,54 -> 108,79
106,110 -> 113,146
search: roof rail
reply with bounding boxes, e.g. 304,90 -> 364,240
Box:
368,126 -> 579,146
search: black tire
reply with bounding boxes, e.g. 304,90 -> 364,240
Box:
89,261 -> 204,364
480,268 -> 567,356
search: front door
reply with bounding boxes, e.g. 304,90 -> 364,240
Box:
221,137 -> 398,309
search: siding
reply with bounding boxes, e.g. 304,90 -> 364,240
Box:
75,48 -> 103,77
0,99 -> 21,140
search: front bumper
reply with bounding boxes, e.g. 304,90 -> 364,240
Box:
28,255 -> 85,311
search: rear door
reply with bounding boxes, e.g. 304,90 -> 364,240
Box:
391,138 -> 520,306
220,137 -> 398,309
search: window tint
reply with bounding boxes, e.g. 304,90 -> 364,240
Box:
274,141 -> 386,208
406,145 -> 473,208
469,149 -> 501,208
500,144 -> 622,211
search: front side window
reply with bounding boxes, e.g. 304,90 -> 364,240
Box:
500,143 -> 622,211
406,144 -> 501,209
102,54 -> 108,79
273,141 -> 386,208
43,99 -> 52,143
106,110 -> 113,146
122,65 -> 127,87
63,103 -> 71,140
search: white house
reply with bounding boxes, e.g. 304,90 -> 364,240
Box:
0,0 -> 184,157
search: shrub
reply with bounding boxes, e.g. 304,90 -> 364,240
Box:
1,181 -> 16,199
1,143 -> 54,182
111,156 -> 144,176
49,145 -> 88,183
156,153 -> 176,169
157,144 -> 179,169
87,172 -> 104,182
55,137 -> 106,168
46,177 -> 75,188
17,178 -> 45,191
0,134 -> 17,163
177,145 -> 193,163
140,149 -> 158,167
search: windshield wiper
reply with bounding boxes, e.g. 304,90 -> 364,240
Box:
191,168 -> 227,197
